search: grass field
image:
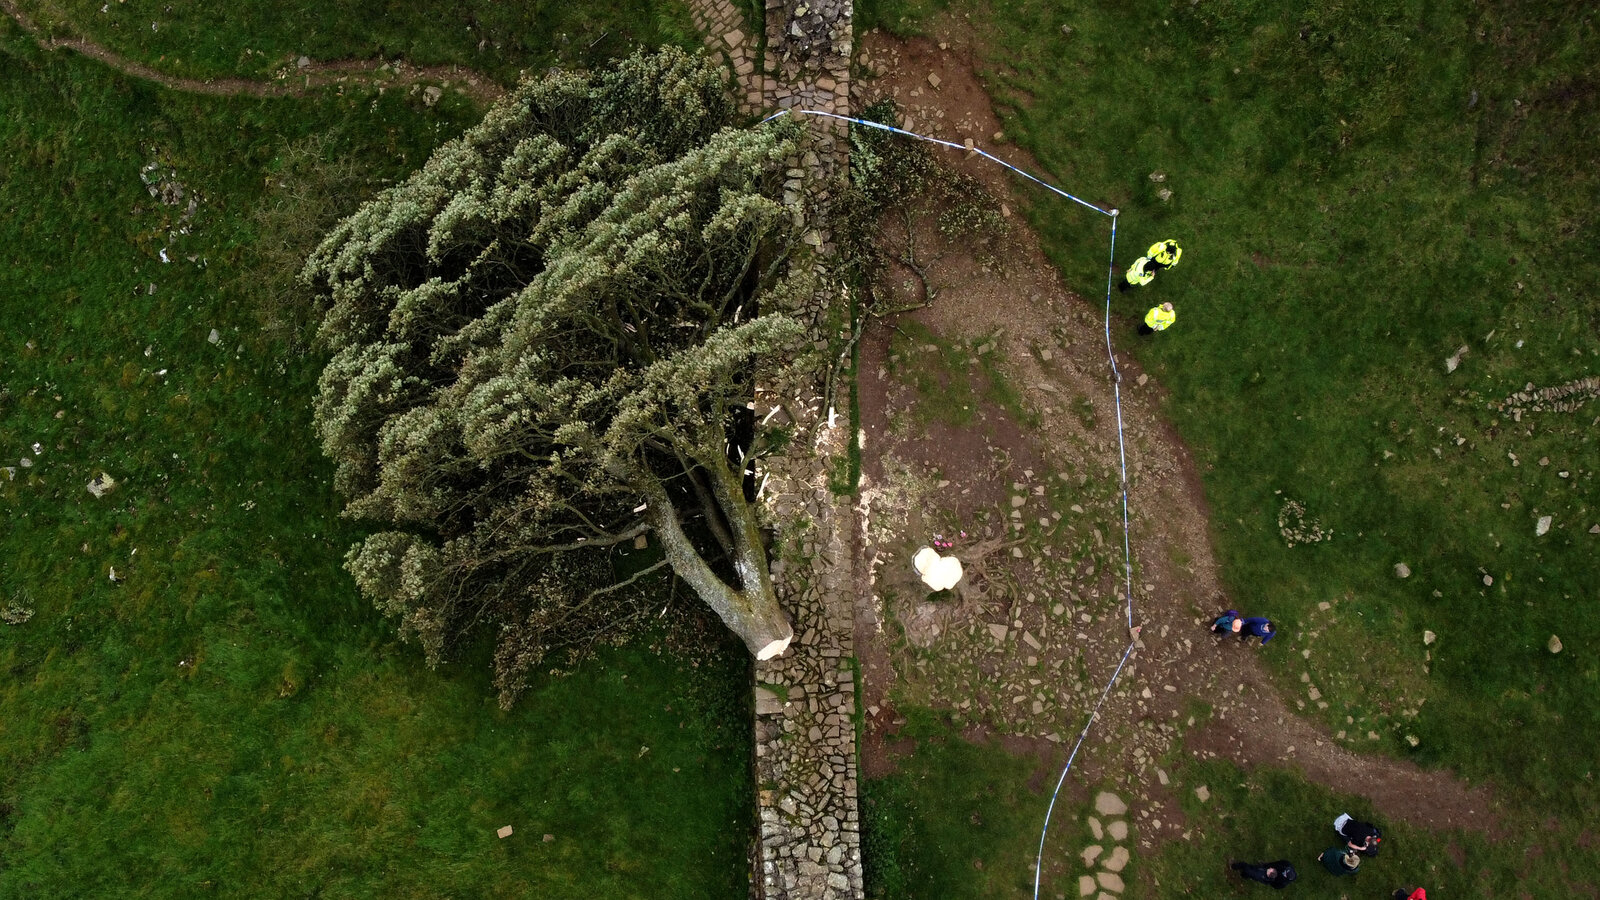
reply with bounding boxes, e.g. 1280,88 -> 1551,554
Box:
8,0 -> 696,83
861,0 -> 1599,809
851,0 -> 1599,895
862,719 -> 1085,900
0,19 -> 752,898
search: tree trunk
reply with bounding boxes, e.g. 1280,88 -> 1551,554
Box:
640,467 -> 793,660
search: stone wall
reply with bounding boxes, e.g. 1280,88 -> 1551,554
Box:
752,410 -> 863,900
684,0 -> 863,893
752,0 -> 860,889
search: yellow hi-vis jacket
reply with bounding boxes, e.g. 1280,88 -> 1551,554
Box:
1147,240 -> 1182,267
1144,305 -> 1176,331
1125,257 -> 1155,286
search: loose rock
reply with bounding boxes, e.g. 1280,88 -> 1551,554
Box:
1094,792 -> 1127,816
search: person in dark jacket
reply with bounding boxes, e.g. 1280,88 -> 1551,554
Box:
1231,860 -> 1297,888
1210,610 -> 1277,644
1237,616 -> 1276,644
1334,813 -> 1383,856
1318,846 -> 1361,876
1210,610 -> 1240,634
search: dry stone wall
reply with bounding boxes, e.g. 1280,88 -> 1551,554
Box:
753,413 -> 863,900
685,0 -> 861,894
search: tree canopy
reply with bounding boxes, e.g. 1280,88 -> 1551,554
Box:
303,49 -> 809,706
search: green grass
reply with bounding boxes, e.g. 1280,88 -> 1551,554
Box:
12,0 -> 697,83
0,22 -> 751,898
862,714 -> 1086,900
865,717 -> 1600,898
885,321 -> 1038,432
1145,754 -> 1596,899
861,0 -> 1600,812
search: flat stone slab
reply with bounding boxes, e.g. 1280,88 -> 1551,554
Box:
1103,846 -> 1129,872
1107,820 -> 1128,841
1080,844 -> 1103,866
1096,871 -> 1125,892
1078,874 -> 1097,896
1094,792 -> 1127,816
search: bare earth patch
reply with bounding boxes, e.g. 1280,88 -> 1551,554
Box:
849,25 -> 1500,848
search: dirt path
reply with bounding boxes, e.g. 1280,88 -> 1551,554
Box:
848,27 -> 1501,843
1,0 -> 505,104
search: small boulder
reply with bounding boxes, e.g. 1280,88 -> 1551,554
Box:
87,473 -> 118,498
1423,630 -> 1437,646
1103,846 -> 1130,872
1394,562 -> 1411,578
1096,871 -> 1125,893
1094,791 -> 1127,816
1548,634 -> 1563,654
1535,515 -> 1552,536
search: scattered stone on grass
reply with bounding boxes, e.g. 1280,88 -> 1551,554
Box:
1548,634 -> 1563,654
1193,785 -> 1210,803
1535,515 -> 1552,536
496,824 -> 513,838
1394,562 -> 1411,578
1424,630 -> 1437,645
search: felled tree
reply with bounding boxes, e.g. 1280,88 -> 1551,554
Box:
304,49 -> 807,706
